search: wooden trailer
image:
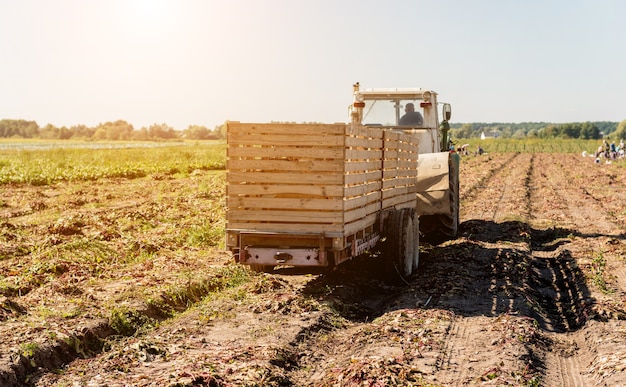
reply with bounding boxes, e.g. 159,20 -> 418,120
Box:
225,121 -> 420,275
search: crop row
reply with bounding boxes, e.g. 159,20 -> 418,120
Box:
0,142 -> 226,185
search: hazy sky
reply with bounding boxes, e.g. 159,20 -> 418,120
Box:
1,0 -> 625,130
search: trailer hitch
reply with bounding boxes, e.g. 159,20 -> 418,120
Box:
274,251 -> 293,264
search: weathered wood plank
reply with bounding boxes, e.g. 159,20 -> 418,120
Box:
228,133 -> 344,147
228,197 -> 343,211
344,160 -> 383,172
345,202 -> 380,223
343,213 -> 378,236
228,146 -> 344,159
226,222 -> 343,233
344,191 -> 382,211
382,193 -> 417,209
227,122 -> 348,136
347,126 -> 384,138
227,209 -> 343,223
345,136 -> 384,149
345,171 -> 382,185
227,184 -> 344,197
345,149 -> 384,160
228,172 -> 343,185
344,181 -> 382,197
227,159 -> 344,172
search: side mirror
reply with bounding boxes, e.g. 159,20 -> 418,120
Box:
442,103 -> 452,121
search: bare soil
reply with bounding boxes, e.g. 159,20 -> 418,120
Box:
1,153 -> 625,386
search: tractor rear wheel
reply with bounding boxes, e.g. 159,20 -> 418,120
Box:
385,208 -> 418,280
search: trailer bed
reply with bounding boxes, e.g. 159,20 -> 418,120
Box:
225,122 -> 419,267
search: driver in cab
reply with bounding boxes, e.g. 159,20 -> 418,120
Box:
399,102 -> 423,126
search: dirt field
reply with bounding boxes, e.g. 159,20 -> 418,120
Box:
1,152 -> 625,386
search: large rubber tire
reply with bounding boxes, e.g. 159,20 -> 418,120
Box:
412,215 -> 420,271
420,153 -> 460,244
385,208 -> 417,280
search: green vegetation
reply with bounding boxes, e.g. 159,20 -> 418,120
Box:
591,252 -> 611,294
0,119 -> 224,140
455,138 -> 612,154
109,306 -> 156,336
450,120 -> 625,140
0,142 -> 226,185
20,342 -> 40,358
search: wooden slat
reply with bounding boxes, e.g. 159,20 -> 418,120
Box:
383,159 -> 418,168
228,133 -> 344,147
345,171 -> 382,185
344,160 -> 383,172
228,171 -> 343,185
228,146 -> 344,159
227,122 -> 348,136
228,197 -> 343,211
227,209 -> 343,223
344,191 -> 382,211
345,136 -> 383,149
344,202 -> 380,223
227,184 -> 344,197
226,222 -> 343,233
343,213 -> 378,236
345,149 -> 383,160
227,159 -> 344,172
347,126 -> 384,138
383,170 -> 417,180
382,193 -> 417,209
344,181 -> 382,198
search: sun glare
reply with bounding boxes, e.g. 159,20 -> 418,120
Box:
124,0 -> 172,35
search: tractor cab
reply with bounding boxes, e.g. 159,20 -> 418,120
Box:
349,82 -> 452,154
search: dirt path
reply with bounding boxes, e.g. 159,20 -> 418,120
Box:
1,153 -> 625,386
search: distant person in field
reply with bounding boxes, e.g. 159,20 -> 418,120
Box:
399,103 -> 423,126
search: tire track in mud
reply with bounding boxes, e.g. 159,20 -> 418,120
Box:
461,152 -> 531,222
455,152 -> 597,386
527,153 -> 626,387
460,152 -> 521,206
419,153 -> 543,385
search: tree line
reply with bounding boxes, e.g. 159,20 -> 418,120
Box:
2,118 -> 625,142
449,121 -> 626,140
0,119 -> 225,141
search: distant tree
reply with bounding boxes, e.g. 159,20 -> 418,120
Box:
58,126 -> 72,140
611,119 -> 626,140
596,121 -> 618,136
499,127 -> 514,138
452,124 -> 474,139
512,129 -> 526,138
579,122 -> 600,140
542,125 -> 560,138
131,127 -> 150,141
94,120 -> 134,140
40,124 -> 59,139
0,119 -> 39,138
215,124 -> 226,139
147,123 -> 179,140
183,125 -> 216,140
560,124 -> 580,139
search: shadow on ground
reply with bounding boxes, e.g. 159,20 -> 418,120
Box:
305,220 -> 600,334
